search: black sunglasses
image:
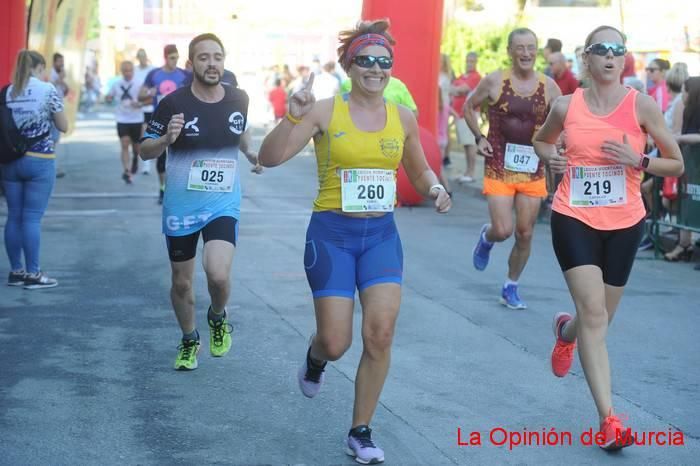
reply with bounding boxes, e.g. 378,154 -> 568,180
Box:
353,55 -> 393,70
585,42 -> 627,57
646,67 -> 660,72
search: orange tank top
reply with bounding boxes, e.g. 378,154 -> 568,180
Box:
552,88 -> 646,230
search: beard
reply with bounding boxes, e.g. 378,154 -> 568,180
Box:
194,67 -> 221,86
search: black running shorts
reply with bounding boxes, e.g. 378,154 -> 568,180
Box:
165,216 -> 238,262
551,211 -> 644,287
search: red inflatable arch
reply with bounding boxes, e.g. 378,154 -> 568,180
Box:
0,0 -> 26,86
362,0 -> 444,205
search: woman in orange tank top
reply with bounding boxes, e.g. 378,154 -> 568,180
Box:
534,26 -> 683,452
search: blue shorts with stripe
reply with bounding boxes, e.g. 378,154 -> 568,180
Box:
304,211 -> 403,299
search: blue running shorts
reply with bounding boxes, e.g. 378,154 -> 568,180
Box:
304,211 -> 403,299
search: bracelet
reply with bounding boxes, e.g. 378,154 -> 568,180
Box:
286,113 -> 302,125
429,184 -> 446,194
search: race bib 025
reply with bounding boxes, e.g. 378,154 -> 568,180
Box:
187,159 -> 237,192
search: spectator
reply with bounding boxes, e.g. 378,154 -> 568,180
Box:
647,58 -> 671,112
549,52 -> 578,95
543,38 -> 562,77
666,76 -> 700,263
50,52 -> 69,178
450,51 -> 481,182
437,54 -> 453,164
268,78 -> 287,122
621,52 -> 636,82
2,50 -> 67,289
638,63 -> 688,251
312,61 -> 340,100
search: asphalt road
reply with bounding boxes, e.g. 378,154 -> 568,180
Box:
1,113 -> 698,465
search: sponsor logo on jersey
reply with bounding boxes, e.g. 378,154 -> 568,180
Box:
229,112 -> 245,134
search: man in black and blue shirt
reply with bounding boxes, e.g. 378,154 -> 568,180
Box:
141,33 -> 249,370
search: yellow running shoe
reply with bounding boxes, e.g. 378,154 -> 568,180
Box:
174,339 -> 201,370
208,308 -> 233,357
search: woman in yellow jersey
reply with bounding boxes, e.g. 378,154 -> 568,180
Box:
534,26 -> 683,451
259,19 -> 451,465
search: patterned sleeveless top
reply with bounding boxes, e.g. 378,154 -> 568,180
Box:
485,69 -> 548,183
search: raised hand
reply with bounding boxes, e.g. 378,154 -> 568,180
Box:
166,113 -> 185,145
288,73 -> 316,120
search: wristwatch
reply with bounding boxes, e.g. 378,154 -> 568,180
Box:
475,133 -> 486,144
639,154 -> 650,170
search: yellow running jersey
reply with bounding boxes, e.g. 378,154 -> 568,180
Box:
313,93 -> 405,211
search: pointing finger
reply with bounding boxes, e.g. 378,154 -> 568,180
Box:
304,72 -> 315,91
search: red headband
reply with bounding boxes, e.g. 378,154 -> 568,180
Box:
345,33 -> 393,68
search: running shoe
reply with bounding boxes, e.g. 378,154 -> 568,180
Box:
208,308 -> 233,357
297,336 -> 326,398
7,270 -> 27,287
346,425 -> 385,465
122,172 -> 132,184
457,175 -> 475,184
472,224 -> 493,271
23,272 -> 58,290
599,410 -> 634,451
551,312 -> 576,377
500,284 -> 527,310
174,339 -> 201,370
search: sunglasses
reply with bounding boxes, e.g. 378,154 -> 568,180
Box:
585,42 -> 627,57
353,55 -> 393,70
646,67 -> 660,72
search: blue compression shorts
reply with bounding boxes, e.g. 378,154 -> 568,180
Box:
304,211 -> 403,299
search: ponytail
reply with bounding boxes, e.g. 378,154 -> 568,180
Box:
11,50 -> 46,99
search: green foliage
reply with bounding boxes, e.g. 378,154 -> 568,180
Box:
87,0 -> 100,41
442,21 -> 513,77
442,21 -> 547,77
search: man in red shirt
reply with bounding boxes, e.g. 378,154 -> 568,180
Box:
268,78 -> 287,122
550,52 -> 578,95
451,52 -> 481,183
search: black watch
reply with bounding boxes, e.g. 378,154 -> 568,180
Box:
640,155 -> 650,170
475,133 -> 485,144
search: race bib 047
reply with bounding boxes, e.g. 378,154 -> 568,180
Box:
504,143 -> 539,173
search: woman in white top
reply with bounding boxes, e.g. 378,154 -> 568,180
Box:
2,50 -> 67,289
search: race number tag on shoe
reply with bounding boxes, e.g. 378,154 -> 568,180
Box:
340,169 -> 395,212
504,143 -> 539,173
569,165 -> 626,207
187,159 -> 237,192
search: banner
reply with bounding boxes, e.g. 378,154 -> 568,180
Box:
51,0 -> 94,134
27,0 -> 60,72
